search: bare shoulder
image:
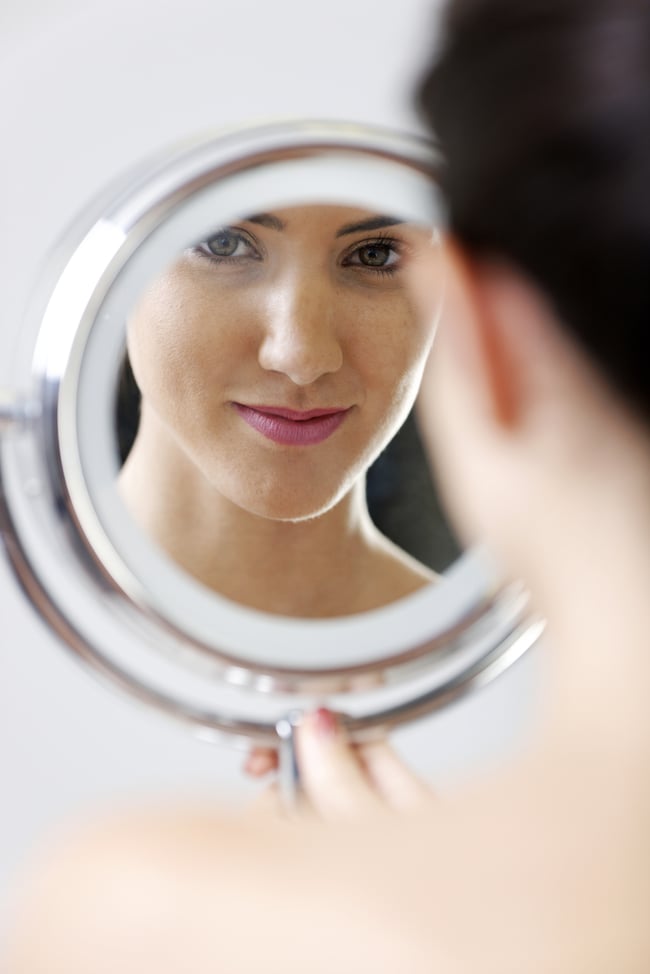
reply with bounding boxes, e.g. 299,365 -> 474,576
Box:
4,806 -> 439,974
6,761 -> 648,974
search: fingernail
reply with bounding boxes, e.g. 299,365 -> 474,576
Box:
243,753 -> 264,775
313,707 -> 338,739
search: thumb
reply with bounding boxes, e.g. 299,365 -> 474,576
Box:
295,710 -> 384,821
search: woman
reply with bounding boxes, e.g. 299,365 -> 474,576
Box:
6,0 -> 650,970
118,204 -> 443,616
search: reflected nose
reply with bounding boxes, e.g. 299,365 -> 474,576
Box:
257,275 -> 343,385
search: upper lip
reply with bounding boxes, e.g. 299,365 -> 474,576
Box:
234,404 -> 350,421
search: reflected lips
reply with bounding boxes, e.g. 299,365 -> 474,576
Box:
233,403 -> 350,445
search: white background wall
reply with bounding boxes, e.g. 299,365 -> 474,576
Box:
0,0 -> 541,916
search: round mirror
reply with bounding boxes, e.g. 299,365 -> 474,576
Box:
0,120 -> 543,752
116,200 -> 454,614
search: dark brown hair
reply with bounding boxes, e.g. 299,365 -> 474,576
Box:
417,0 -> 649,418
116,354 -> 140,463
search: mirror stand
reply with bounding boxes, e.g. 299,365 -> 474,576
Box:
275,710 -> 305,810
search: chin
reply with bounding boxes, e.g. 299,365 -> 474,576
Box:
237,479 -> 353,524
244,495 -> 338,524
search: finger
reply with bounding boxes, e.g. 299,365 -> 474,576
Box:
243,747 -> 279,778
355,740 -> 434,812
295,709 -> 383,821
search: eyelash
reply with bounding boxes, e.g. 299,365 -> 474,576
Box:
193,228 -> 261,265
192,230 -> 406,276
341,235 -> 404,277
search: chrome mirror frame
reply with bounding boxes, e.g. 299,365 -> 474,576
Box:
0,120 -> 544,748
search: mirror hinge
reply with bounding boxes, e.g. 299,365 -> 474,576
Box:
0,390 -> 40,433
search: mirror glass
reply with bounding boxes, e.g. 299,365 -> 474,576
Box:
114,202 -> 459,620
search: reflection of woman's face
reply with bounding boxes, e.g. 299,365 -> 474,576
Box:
127,205 -> 440,520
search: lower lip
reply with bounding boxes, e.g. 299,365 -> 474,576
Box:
233,404 -> 349,445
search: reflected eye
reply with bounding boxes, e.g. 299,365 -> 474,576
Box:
342,237 -> 402,275
196,228 -> 261,262
356,243 -> 397,267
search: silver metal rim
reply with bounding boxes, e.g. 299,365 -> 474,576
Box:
0,119 -> 543,744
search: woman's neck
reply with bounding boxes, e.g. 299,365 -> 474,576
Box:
117,421 -> 431,617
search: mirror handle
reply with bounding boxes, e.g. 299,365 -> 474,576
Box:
275,710 -> 304,811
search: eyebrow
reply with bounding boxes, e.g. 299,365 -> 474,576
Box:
244,212 -> 404,236
246,213 -> 286,231
335,215 -> 404,237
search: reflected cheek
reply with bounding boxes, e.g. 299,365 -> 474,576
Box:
406,254 -> 447,334
355,310 -> 433,398
128,269 -> 252,401
127,308 -> 234,424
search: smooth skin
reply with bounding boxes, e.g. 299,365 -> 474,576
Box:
6,240 -> 650,973
120,205 -> 442,616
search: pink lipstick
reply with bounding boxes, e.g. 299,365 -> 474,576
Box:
233,403 -> 350,445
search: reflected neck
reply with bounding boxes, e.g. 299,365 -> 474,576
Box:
117,413 -> 433,617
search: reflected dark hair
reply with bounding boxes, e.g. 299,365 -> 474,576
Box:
116,354 -> 141,463
417,0 -> 650,418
